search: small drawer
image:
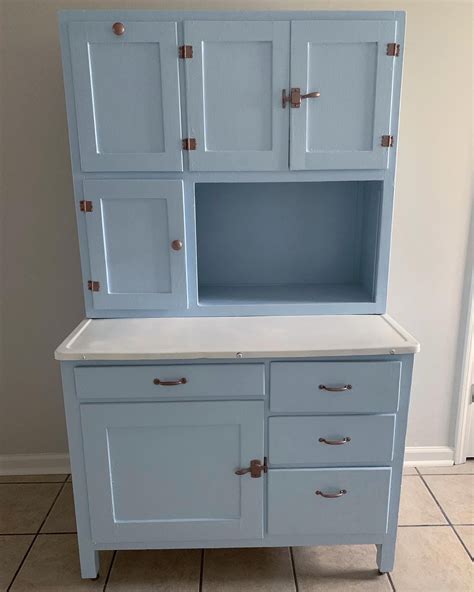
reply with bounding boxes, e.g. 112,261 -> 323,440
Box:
268,467 -> 391,536
268,414 -> 395,466
74,364 -> 265,400
270,361 -> 401,413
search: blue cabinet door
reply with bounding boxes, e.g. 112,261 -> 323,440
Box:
290,20 -> 397,170
69,21 -> 182,171
83,180 -> 187,310
184,21 -> 290,171
80,401 -> 265,543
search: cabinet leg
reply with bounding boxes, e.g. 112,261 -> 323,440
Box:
376,540 -> 396,574
78,541 -> 100,579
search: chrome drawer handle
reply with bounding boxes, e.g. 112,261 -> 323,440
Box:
153,378 -> 187,386
318,437 -> 351,446
315,489 -> 347,498
319,384 -> 352,392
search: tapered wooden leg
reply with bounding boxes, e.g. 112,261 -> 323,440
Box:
376,540 -> 396,574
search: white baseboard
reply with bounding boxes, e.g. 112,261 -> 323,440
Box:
0,454 -> 71,475
404,446 -> 455,467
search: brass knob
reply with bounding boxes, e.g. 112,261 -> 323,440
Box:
112,22 -> 125,36
171,240 -> 183,251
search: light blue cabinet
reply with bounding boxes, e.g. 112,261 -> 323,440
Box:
69,21 -> 183,171
82,180 -> 187,310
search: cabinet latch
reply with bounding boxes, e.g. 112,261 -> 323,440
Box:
87,280 -> 100,292
80,200 -> 93,212
182,138 -> 197,151
381,135 -> 394,148
235,457 -> 268,478
386,43 -> 400,57
179,45 -> 193,59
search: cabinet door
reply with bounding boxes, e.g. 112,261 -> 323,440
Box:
83,180 -> 187,310
81,401 -> 264,543
184,21 -> 290,171
69,22 -> 182,171
290,20 -> 397,170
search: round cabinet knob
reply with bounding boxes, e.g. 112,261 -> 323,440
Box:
171,240 -> 183,251
112,22 -> 125,36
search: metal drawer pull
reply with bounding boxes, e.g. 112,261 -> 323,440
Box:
153,378 -> 187,386
318,437 -> 351,446
315,489 -> 347,498
319,384 -> 352,392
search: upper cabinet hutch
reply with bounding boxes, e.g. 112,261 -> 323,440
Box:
57,10 -> 418,581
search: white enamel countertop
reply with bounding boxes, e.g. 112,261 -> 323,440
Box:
55,315 -> 419,361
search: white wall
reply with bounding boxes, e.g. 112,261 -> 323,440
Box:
0,0 -> 472,460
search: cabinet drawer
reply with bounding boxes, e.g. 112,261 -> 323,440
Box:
270,361 -> 401,413
268,415 -> 395,466
268,468 -> 391,536
74,364 -> 265,400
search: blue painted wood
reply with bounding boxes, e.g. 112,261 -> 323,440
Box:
82,180 -> 187,310
184,21 -> 290,171
290,20 -> 397,170
270,361 -> 401,413
74,363 -> 265,400
69,21 -> 182,171
267,467 -> 392,536
268,414 -> 396,466
80,400 -> 265,543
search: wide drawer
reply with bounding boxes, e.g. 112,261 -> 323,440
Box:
74,364 -> 265,400
270,361 -> 401,413
268,414 -> 396,466
267,467 -> 391,536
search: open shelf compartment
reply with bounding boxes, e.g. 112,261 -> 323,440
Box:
195,181 -> 382,307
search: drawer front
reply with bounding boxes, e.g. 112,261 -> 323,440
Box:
268,468 -> 391,536
270,361 -> 401,413
75,364 -> 265,400
269,415 -> 396,466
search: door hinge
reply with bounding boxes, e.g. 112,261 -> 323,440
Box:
381,135 -> 394,148
179,45 -> 193,59
87,280 -> 100,292
234,457 -> 268,478
80,200 -> 93,212
387,43 -> 400,57
182,138 -> 197,151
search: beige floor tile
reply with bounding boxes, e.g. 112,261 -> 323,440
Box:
203,548 -> 295,592
0,535 -> 34,591
67,475 -> 72,482
398,477 -> 447,526
423,475 -> 474,524
107,549 -> 201,591
41,484 -> 76,533
10,534 -> 113,591
0,484 -> 61,534
403,466 -> 418,475
292,545 -> 391,591
0,475 -> 68,483
453,525 -> 474,558
418,460 -> 474,475
391,526 -> 473,591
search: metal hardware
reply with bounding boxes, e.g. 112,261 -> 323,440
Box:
80,200 -> 93,213
235,458 -> 268,478
182,138 -> 197,151
112,22 -> 125,36
319,384 -> 352,392
386,43 -> 400,57
87,280 -> 100,292
282,88 -> 320,108
171,239 -> 183,251
153,377 -> 187,386
179,45 -> 193,59
319,437 -> 351,446
381,135 -> 394,148
315,489 -> 347,498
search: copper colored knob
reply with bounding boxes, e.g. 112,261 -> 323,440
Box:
171,240 -> 183,251
112,22 -> 125,36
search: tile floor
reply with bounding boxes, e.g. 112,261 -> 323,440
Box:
0,464 -> 472,591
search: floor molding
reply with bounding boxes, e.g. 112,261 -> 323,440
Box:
404,446 -> 454,467
0,453 -> 71,475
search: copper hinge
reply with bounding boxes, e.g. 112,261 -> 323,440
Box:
179,45 -> 193,59
182,138 -> 197,151
234,457 -> 268,478
381,135 -> 394,148
87,280 -> 100,292
80,200 -> 93,212
387,43 -> 400,57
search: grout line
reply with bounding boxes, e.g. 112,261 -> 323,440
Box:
0,481 -> 68,485
199,549 -> 204,592
36,481 -> 68,534
399,524 -> 452,528
387,571 -> 396,592
102,550 -> 117,591
5,534 -> 36,592
289,547 -> 299,592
